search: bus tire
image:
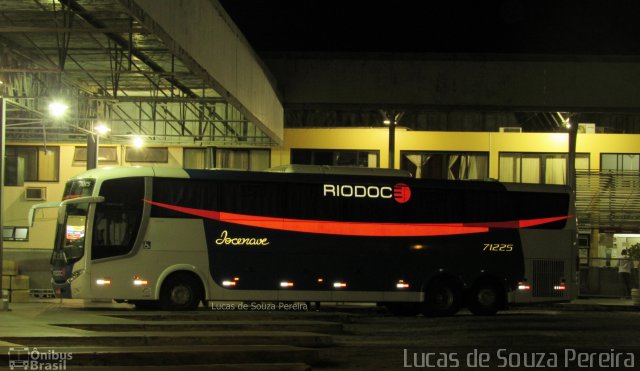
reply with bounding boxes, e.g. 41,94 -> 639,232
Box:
159,273 -> 203,311
467,279 -> 504,316
385,302 -> 421,316
421,279 -> 462,317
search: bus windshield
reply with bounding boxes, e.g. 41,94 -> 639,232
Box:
63,179 -> 95,200
51,203 -> 89,265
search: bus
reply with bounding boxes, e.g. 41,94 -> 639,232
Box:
31,165 -> 577,315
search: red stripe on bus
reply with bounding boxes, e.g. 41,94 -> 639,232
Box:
143,199 -> 570,237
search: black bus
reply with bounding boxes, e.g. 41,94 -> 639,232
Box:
41,165 -> 576,315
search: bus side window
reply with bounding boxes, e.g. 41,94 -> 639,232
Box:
92,177 -> 144,260
95,212 -> 133,246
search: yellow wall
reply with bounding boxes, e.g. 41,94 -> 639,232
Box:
3,144 -> 183,249
6,130 -> 640,249
278,129 -> 640,178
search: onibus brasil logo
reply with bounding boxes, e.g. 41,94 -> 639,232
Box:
323,183 -> 411,203
8,347 -> 72,370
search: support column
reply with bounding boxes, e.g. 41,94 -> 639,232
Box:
567,120 -> 579,300
567,120 -> 579,190
388,116 -> 395,169
0,98 -> 8,310
87,133 -> 98,170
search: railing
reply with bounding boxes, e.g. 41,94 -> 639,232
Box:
575,170 -> 640,232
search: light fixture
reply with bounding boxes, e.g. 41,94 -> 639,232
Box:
132,136 -> 144,148
95,124 -> 111,136
48,101 -> 68,118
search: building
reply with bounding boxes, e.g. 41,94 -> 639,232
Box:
2,0 -> 639,297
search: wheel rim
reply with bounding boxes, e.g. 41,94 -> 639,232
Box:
434,287 -> 454,310
170,284 -> 193,305
476,287 -> 497,307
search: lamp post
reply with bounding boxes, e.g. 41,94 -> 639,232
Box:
383,110 -> 403,169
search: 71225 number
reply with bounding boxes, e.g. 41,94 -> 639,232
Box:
483,243 -> 514,252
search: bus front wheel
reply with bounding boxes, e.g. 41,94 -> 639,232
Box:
421,279 -> 462,317
467,280 -> 504,316
160,273 -> 203,311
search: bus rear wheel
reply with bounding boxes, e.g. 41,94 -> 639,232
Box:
467,280 -> 504,316
421,279 -> 462,317
160,273 -> 203,311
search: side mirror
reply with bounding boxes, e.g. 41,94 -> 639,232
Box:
28,202 -> 61,227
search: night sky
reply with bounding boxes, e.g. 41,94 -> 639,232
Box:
218,0 -> 640,55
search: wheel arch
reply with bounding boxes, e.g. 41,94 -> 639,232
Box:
155,265 -> 208,300
422,272 -> 466,295
470,273 -> 509,293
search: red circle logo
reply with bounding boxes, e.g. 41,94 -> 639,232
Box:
393,183 -> 411,203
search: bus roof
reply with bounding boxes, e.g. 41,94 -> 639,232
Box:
68,166 -> 188,182
265,164 -> 411,177
66,165 -> 571,195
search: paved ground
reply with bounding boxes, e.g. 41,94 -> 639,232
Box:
0,298 -> 638,370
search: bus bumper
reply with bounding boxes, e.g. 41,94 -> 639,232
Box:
52,277 -> 91,299
52,280 -> 72,299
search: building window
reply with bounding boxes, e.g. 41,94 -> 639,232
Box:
183,148 -> 212,169
215,148 -> 270,171
6,145 -> 59,182
499,153 -> 590,184
601,153 -> 640,172
125,147 -> 168,163
2,226 -> 29,241
400,151 -> 489,180
73,147 -> 118,164
290,149 -> 379,167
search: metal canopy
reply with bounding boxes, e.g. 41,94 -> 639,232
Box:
0,0 -> 275,146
